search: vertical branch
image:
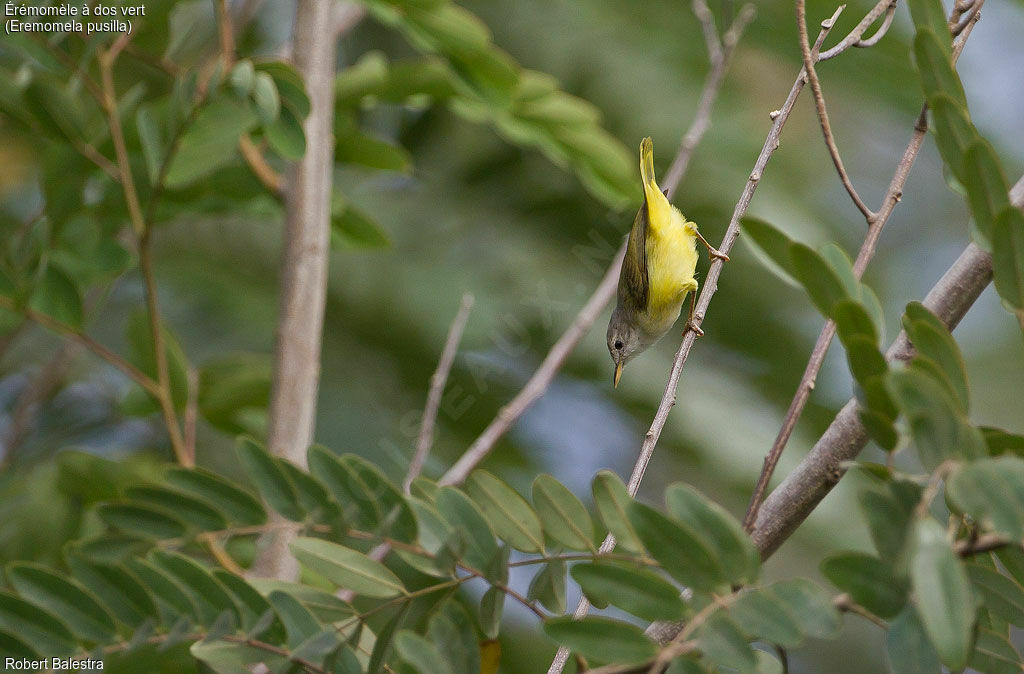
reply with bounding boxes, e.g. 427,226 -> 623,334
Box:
250,0 -> 337,581
98,43 -> 188,466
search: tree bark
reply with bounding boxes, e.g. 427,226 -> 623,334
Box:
250,0 -> 336,581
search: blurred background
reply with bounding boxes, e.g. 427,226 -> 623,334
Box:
2,0 -> 1023,670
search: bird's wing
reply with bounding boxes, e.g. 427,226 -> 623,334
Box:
621,203 -> 650,310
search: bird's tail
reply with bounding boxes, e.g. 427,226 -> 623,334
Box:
639,137 -> 658,194
639,137 -> 671,229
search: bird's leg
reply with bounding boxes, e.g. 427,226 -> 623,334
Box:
694,228 -> 729,262
683,292 -> 704,337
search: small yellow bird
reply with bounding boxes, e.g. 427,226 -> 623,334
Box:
606,137 -> 727,387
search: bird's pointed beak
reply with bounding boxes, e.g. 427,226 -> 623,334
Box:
613,360 -> 623,388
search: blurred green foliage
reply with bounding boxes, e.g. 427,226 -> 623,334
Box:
1,0 -> 1024,671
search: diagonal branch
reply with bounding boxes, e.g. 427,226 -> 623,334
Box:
751,174 -> 1024,558
405,292 -> 475,493
742,0 -> 984,532
440,1 -> 754,490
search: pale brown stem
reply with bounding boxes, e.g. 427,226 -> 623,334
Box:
251,0 -> 336,582
405,292 -> 475,493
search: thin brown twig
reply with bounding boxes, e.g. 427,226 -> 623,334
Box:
0,298 -> 161,398
442,1 -> 754,492
741,0 -> 984,533
797,0 -> 875,220
405,292 -> 475,493
818,0 -> 895,60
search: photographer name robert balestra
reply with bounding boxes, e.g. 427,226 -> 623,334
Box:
4,658 -> 103,670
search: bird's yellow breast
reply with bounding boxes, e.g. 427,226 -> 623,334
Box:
641,204 -> 699,334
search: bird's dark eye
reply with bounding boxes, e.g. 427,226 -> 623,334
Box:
614,340 -> 623,350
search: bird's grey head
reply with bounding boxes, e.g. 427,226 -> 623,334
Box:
607,307 -> 642,388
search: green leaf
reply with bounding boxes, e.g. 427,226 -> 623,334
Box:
886,368 -> 985,469
465,470 -> 545,552
335,129 -> 412,173
28,265 -> 82,328
789,242 -> 851,318
543,616 -> 657,664
886,605 -> 941,674
150,550 -> 240,628
97,502 -> 188,540
340,453 -> 417,542
531,474 -> 595,552
290,537 -> 406,598
24,77 -> 85,141
236,436 -> 304,521
428,605 -> 479,674
198,353 -> 272,435
0,629 -> 39,659
914,30 -> 967,106
123,311 -> 191,413
570,562 -> 685,622
165,467 -> 266,526
230,59 -> 256,97
966,562 -> 1024,626
190,639 -> 288,673
592,470 -> 643,553
478,586 -> 504,640
727,588 -> 803,648
946,456 -> 1024,539
907,0 -> 952,54
65,554 -> 157,629
7,563 -> 116,643
859,284 -> 887,343
991,207 -> 1024,313
436,486 -> 497,570
211,570 -> 285,643
739,217 -> 797,285
628,501 -> 725,591
969,628 -> 1023,674
902,307 -> 969,412
846,336 -> 889,386
859,407 -> 899,451
910,518 -> 974,670
290,626 -> 342,666
252,72 -> 280,125
277,459 -> 341,524
696,611 -> 756,672
136,104 -> 164,183
247,580 -> 353,624
264,100 -> 306,160
981,426 -> 1024,457
335,51 -> 390,105
928,94 -> 978,178
395,630 -> 448,674
266,590 -> 320,651
820,243 -> 859,298
125,485 -> 229,532
0,591 -> 75,657
665,483 -> 759,584
821,551 -> 907,618
528,559 -> 566,614
858,482 -> 918,562
332,203 -> 391,248
256,62 -> 310,118
962,140 -> 1010,248
834,299 -> 878,346
165,96 -> 259,188
768,579 -> 841,639
368,603 -> 409,674
124,558 -> 199,626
